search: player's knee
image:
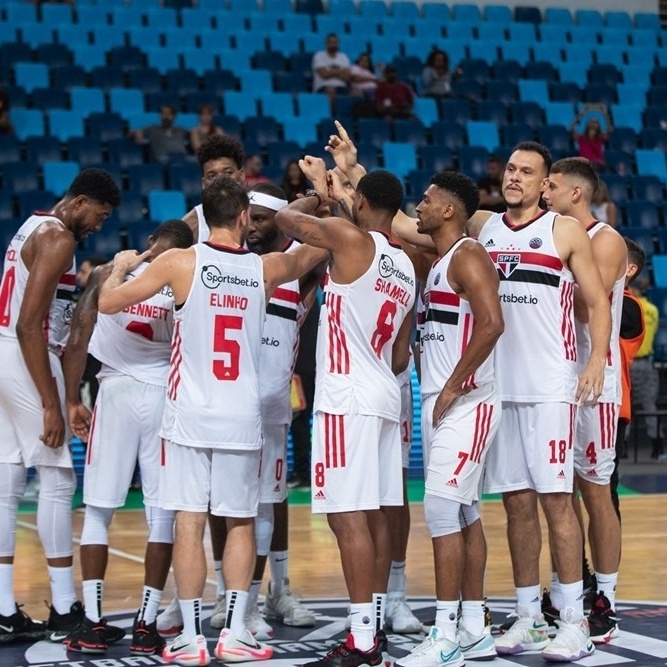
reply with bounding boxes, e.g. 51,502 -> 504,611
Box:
0,463 -> 26,504
145,505 -> 174,544
36,466 -> 76,504
424,493 -> 462,538
459,502 -> 480,528
80,505 -> 115,546
255,503 -> 274,557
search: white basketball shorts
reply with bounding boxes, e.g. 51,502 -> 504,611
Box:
399,375 -> 413,469
574,402 -> 617,485
259,423 -> 288,503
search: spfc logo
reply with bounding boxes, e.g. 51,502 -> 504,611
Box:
497,254 -> 520,278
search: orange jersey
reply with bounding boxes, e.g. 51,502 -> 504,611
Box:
619,290 -> 645,421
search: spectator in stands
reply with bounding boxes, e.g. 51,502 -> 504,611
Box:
422,49 -> 458,98
570,107 -> 613,168
244,154 -> 271,188
189,104 -> 224,153
0,76 -> 12,136
281,159 -> 309,202
591,180 -> 618,228
375,65 -> 414,120
477,154 -> 505,213
131,104 -> 189,164
350,53 -> 380,98
312,33 -> 351,105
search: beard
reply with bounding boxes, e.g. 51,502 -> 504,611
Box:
504,198 -> 524,209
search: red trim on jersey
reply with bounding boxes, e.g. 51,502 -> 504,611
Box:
86,405 -> 98,466
160,439 -> 166,466
502,209 -> 548,231
375,230 -> 403,249
168,321 -> 183,400
471,402 -> 493,464
586,220 -> 603,233
326,292 -> 350,375
324,413 -> 345,468
58,273 -> 76,286
560,282 -> 576,361
568,404 -> 576,450
599,403 -> 616,450
515,251 -> 563,272
428,290 -> 460,306
204,241 -> 250,254
461,313 -> 477,390
272,287 -> 301,304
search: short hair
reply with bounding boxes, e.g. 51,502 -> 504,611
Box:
81,255 -> 108,268
429,170 -> 480,220
151,219 -> 194,249
67,169 -> 121,208
250,182 -> 287,200
196,135 -> 245,171
624,236 -> 645,276
512,141 -> 552,175
550,157 -> 599,195
356,170 -> 404,216
201,175 -> 249,229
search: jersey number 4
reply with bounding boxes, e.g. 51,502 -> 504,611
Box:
213,314 -> 243,381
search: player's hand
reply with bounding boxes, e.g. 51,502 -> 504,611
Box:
67,401 -> 92,442
576,360 -> 605,405
325,120 -> 358,173
41,405 -> 66,449
299,156 -> 328,192
112,249 -> 151,273
432,384 -> 470,427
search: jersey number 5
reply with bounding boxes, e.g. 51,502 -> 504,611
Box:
370,299 -> 397,358
213,314 -> 243,381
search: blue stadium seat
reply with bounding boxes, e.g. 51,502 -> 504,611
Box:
635,13 -> 661,31
282,117 -> 318,145
475,101 -> 508,124
70,87 -> 105,116
108,45 -> 145,72
144,48 -> 180,75
180,8 -> 214,30
358,119 -> 392,149
452,3 -> 482,22
6,2 -> 38,24
545,7 -> 572,24
556,63 -> 587,88
419,145 -> 455,172
618,227 -> 656,261
393,120 -> 428,146
184,92 -> 220,114
168,163 -> 202,199
535,44 -> 565,66
458,145 -> 488,179
148,190 -> 186,222
618,84 -> 648,107
18,24 -> 54,49
76,5 -> 108,27
514,6 -> 541,23
632,28 -> 659,48
422,2 -> 450,21
128,222 -> 160,250
518,79 -> 549,105
631,175 -> 664,202
0,191 -> 15,222
640,128 -> 667,151
594,47 -> 625,69
107,138 -> 145,168
599,28 -> 630,47
258,93 -> 294,121
32,88 -> 68,111
16,190 -> 57,220
466,120 -> 499,152
0,42 -> 32,68
605,150 -> 633,174
83,221 -> 124,257
127,27 -> 162,50
588,64 -> 620,87
609,127 -> 639,153
648,86 -> 667,106
127,68 -> 161,96
47,110 -> 85,142
115,191 -> 145,224
491,60 -> 522,84
636,150 -> 667,181
35,43 -> 72,69
643,106 -> 667,129
575,9 -> 603,26
295,0 -> 325,13
451,79 -> 482,102
67,137 -> 103,168
543,102 -> 575,127
431,121 -> 465,150
165,69 -> 200,97
128,164 -> 166,196
510,102 -> 543,128
549,82 -> 582,104
3,163 -> 40,194
274,72 -> 309,94
0,136 -> 21,164
360,0 -> 389,19
605,11 -> 632,28
281,14 -> 313,34
109,88 -> 145,116
203,70 -> 239,96
382,142 -> 417,178
502,123 -> 535,148
611,105 -> 643,133
600,173 -> 629,204
87,113 -> 125,142
439,99 -> 472,125
25,136 -> 61,165
266,141 -> 301,170
14,63 -> 48,93
144,7 -> 178,29
252,51 -> 287,74
223,92 -> 258,121
538,24 -> 567,44
499,43 -> 531,66
9,109 -> 44,141
43,161 -> 79,197
623,200 -> 661,228
412,98 -> 438,127
628,46 -> 656,68
484,5 -> 512,23
392,1 -> 420,20
584,83 -> 617,106
538,125 -> 572,153
88,66 -> 124,93
296,93 -> 330,121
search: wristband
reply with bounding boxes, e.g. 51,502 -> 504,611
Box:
305,189 -> 323,208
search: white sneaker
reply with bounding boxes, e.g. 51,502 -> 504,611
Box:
264,578 -> 316,627
386,593 -> 422,634
459,626 -> 497,661
395,626 -> 464,667
162,633 -> 210,666
245,600 -> 274,640
209,595 -> 226,630
494,614 -> 550,655
214,627 -> 273,663
156,598 -> 184,639
542,613 -> 595,662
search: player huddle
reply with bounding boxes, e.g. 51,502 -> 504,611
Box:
0,123 -> 629,667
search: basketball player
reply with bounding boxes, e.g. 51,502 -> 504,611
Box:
542,158 -> 627,643
275,167 -> 416,666
240,182 -> 319,638
98,176 -> 327,666
0,169 -> 120,643
396,171 -> 504,667
61,221 -> 193,655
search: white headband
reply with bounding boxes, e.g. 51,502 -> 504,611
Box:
249,192 -> 288,211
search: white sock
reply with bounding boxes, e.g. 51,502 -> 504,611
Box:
349,602 -> 375,651
49,566 -> 77,616
0,564 -> 15,616
213,560 -> 225,598
372,593 -> 386,633
138,585 -> 162,624
516,585 -> 541,618
387,561 -> 406,594
596,572 -> 618,610
550,572 -> 563,610
225,590 -> 249,634
248,580 -> 262,608
179,598 -> 202,639
559,580 -> 584,621
435,600 -> 459,642
461,600 -> 485,636
269,550 -> 288,591
82,579 -> 103,622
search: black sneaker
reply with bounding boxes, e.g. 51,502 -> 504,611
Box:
588,593 -> 619,644
303,633 -> 384,667
0,604 -> 47,644
541,589 -> 560,631
47,600 -> 84,642
63,616 -> 108,654
483,598 -> 493,628
130,615 -> 166,655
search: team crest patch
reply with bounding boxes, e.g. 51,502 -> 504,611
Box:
433,273 -> 441,286
497,253 -> 520,278
529,237 -> 543,249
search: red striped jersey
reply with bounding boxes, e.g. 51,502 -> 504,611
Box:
575,221 -> 624,405
420,238 -> 495,398
478,210 -> 578,403
314,231 -> 416,421
259,239 -> 306,424
160,242 -> 265,450
89,262 -> 174,387
0,214 -> 76,355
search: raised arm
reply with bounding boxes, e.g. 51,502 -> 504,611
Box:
183,208 -> 199,243
324,120 -> 368,188
262,244 -> 330,301
391,209 -> 436,250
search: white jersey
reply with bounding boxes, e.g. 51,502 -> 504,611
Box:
160,242 -> 265,449
89,262 -> 174,386
0,213 -> 76,355
195,204 -> 209,243
575,221 -> 624,405
478,210 -> 577,403
315,231 -> 416,421
260,239 -> 306,424
421,238 -> 495,398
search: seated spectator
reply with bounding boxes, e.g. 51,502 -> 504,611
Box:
0,76 -> 13,135
422,49 -> 458,98
312,33 -> 351,104
131,104 -> 189,164
477,154 -> 506,213
375,65 -> 414,120
570,106 -> 613,168
591,180 -> 618,228
190,104 -> 224,153
281,159 -> 309,202
349,53 -> 380,98
244,153 -> 271,188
